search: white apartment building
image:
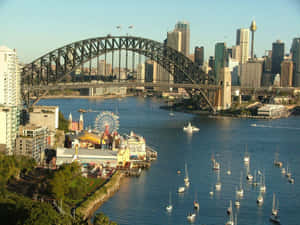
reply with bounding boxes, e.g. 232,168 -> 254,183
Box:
0,46 -> 21,155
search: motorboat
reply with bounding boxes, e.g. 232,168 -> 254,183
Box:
166,192 -> 173,212
183,122 -> 199,133
178,186 -> 185,193
187,212 -> 196,222
227,200 -> 233,215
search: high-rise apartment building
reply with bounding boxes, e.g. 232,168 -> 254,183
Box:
174,21 -> 190,56
236,28 -> 250,64
280,60 -> 293,87
214,42 -> 227,82
271,40 -> 285,74
291,38 -> 300,87
145,60 -> 157,83
232,45 -> 241,63
0,46 -> 21,155
195,46 -> 204,66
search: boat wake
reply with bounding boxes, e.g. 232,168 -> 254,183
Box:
251,124 -> 300,130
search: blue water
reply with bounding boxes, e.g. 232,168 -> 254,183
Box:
39,97 -> 300,225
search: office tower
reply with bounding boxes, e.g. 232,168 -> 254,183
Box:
174,21 -> 190,56
271,40 -> 285,74
167,31 -> 182,52
240,61 -> 263,88
195,46 -> 204,66
291,38 -> 300,87
250,20 -> 257,59
236,28 -> 250,63
98,60 -> 112,76
0,46 -> 21,155
280,60 -> 293,87
232,45 -> 241,62
214,42 -> 227,82
264,50 -> 273,72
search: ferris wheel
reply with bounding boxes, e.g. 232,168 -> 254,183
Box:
94,111 -> 119,134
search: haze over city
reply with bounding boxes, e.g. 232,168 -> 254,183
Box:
0,0 -> 300,63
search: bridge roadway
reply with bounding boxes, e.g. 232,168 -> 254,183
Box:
24,81 -> 299,95
23,81 -> 221,91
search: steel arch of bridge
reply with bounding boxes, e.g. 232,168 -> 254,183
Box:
22,35 -> 217,111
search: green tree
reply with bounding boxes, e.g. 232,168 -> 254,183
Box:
59,111 -> 69,132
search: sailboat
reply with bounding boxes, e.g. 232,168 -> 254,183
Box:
236,172 -> 244,197
257,191 -> 264,205
211,154 -> 220,170
209,185 -> 214,196
187,212 -> 196,222
227,200 -> 233,215
226,210 -> 234,225
252,170 -> 258,186
270,193 -> 280,224
243,144 -> 250,164
260,173 -> 266,193
215,171 -> 222,191
166,192 -> 173,212
184,163 -> 190,187
227,161 -> 231,175
246,163 -> 253,181
194,192 -> 200,210
274,151 -> 283,167
285,164 -> 292,178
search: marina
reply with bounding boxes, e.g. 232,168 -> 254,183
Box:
39,97 -> 300,225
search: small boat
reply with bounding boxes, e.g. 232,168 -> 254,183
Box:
185,180 -> 190,187
288,177 -> 295,184
257,192 -> 264,205
236,172 -> 244,197
209,186 -> 214,196
252,170 -> 258,186
184,163 -> 190,185
274,151 -> 283,168
169,111 -> 175,116
178,186 -> 185,193
270,195 -> 281,224
187,212 -> 196,222
215,172 -> 222,191
251,123 -> 257,127
183,122 -> 199,133
78,108 -> 87,113
227,170 -> 231,175
166,192 -> 173,212
227,200 -> 233,215
194,200 -> 200,210
211,154 -> 220,170
177,170 -> 181,174
246,173 -> 253,181
226,211 -> 235,225
281,167 -> 286,175
272,193 -> 278,217
259,172 -> 266,193
285,165 -> 291,178
243,145 -> 250,164
234,200 -> 240,208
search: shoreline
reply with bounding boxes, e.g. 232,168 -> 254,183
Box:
76,171 -> 124,221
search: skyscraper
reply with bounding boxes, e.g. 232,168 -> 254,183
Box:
0,46 -> 21,155
167,30 -> 182,52
291,38 -> 300,87
280,60 -> 293,87
214,42 -> 227,82
174,21 -> 190,56
236,28 -> 250,64
194,46 -> 204,66
271,40 -> 285,74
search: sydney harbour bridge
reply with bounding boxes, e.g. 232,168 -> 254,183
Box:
21,35 -> 224,112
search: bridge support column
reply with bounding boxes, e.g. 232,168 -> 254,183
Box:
215,68 -> 231,111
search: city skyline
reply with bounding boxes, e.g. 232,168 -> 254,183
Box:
0,0 -> 300,63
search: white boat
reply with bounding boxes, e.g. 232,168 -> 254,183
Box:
281,167 -> 286,175
166,192 -> 173,212
215,171 -> 222,191
270,195 -> 281,224
178,186 -> 185,193
272,193 -> 278,217
285,165 -> 292,178
252,170 -> 258,186
194,200 -> 200,210
257,192 -> 264,205
183,122 -> 199,133
234,200 -> 240,208
288,177 -> 295,184
226,210 -> 235,225
274,151 -> 283,168
243,145 -> 250,164
184,163 -> 190,184
187,212 -> 196,222
209,190 -> 214,196
236,172 -> 244,197
227,200 -> 233,215
260,173 -> 266,193
251,123 -> 257,127
211,154 -> 220,170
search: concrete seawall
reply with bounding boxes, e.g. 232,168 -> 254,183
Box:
76,171 -> 124,220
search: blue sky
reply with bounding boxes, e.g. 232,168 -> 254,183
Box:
0,0 -> 299,63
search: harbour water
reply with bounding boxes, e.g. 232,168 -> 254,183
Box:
39,97 -> 300,225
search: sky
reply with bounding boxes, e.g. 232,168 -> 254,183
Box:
0,0 -> 299,63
